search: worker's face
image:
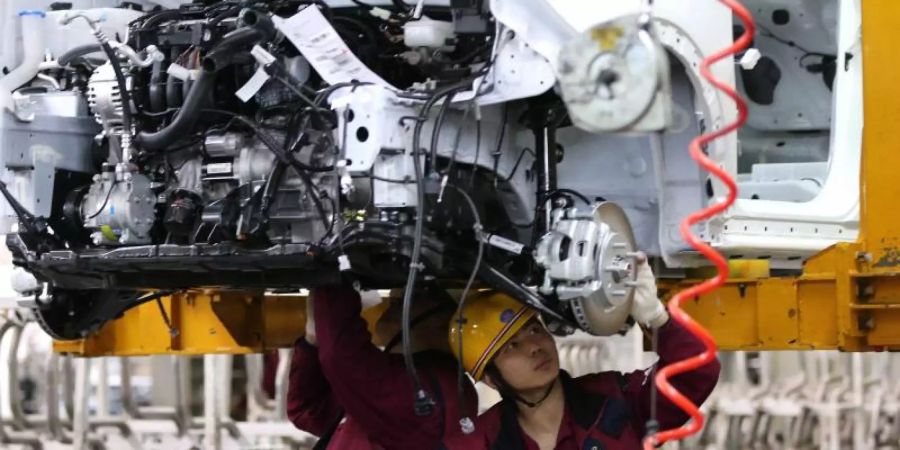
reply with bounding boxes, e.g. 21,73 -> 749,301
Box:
489,319 -> 560,392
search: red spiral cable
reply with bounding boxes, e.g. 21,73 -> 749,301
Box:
642,1 -> 755,448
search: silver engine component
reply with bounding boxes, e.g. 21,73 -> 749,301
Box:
81,170 -> 156,245
87,63 -> 124,126
195,132 -> 336,244
535,203 -> 637,335
88,62 -> 128,163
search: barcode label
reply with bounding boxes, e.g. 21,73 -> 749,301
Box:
205,162 -> 233,175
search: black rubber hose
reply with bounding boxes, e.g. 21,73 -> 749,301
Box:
139,9 -> 182,31
429,89 -> 464,175
148,59 -> 165,112
57,44 -> 103,66
138,72 -> 214,150
201,27 -> 266,73
100,43 -> 134,140
140,23 -> 273,150
240,9 -> 276,39
165,48 -> 183,109
202,12 -> 275,73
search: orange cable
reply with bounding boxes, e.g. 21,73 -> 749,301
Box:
642,1 -> 755,448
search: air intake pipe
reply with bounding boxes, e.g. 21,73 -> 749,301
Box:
0,11 -> 47,117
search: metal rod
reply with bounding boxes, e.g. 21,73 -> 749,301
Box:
204,355 -> 221,450
72,358 -> 90,450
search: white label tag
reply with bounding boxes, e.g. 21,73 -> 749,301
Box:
205,162 -> 233,175
167,63 -> 198,81
487,235 -> 525,255
274,7 -> 396,89
235,67 -> 271,103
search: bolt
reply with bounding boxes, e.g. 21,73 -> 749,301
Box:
856,252 -> 873,264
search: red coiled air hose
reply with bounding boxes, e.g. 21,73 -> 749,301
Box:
642,1 -> 755,448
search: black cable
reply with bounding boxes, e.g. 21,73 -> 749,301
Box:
86,181 -> 118,220
335,108 -> 351,255
209,109 -> 335,172
539,188 -> 592,206
756,24 -> 837,66
314,81 -> 373,106
494,146 -> 531,184
441,102 -> 473,178
448,184 -> 483,434
202,109 -> 332,233
271,74 -> 325,113
100,43 -> 135,140
469,115 -> 482,188
444,39 -> 494,66
491,105 -> 509,187
756,24 -> 814,54
139,108 -> 180,118
350,0 -> 376,10
0,181 -> 42,236
403,80 -> 473,416
366,173 -> 414,184
430,90 -> 463,175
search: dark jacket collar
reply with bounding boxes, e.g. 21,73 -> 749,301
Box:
492,371 -> 610,450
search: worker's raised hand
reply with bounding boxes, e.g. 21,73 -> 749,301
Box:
305,292 -> 317,346
630,255 -> 669,329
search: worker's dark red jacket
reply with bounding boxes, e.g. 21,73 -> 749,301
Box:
287,286 -> 478,450
441,319 -> 721,450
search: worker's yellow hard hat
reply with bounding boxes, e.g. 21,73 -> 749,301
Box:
449,291 -> 538,381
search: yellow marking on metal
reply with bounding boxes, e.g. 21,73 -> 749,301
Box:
591,27 -> 624,51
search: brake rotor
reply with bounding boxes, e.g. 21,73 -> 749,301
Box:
569,202 -> 637,335
535,202 -> 638,336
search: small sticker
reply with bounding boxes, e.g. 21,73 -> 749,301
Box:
486,234 -> 525,255
166,63 -> 198,81
205,162 -> 233,175
499,308 -> 515,324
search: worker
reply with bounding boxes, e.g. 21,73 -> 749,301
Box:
287,284 -> 478,449
442,257 -> 721,450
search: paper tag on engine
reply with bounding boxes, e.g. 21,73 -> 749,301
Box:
274,7 -> 396,90
235,67 -> 271,102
